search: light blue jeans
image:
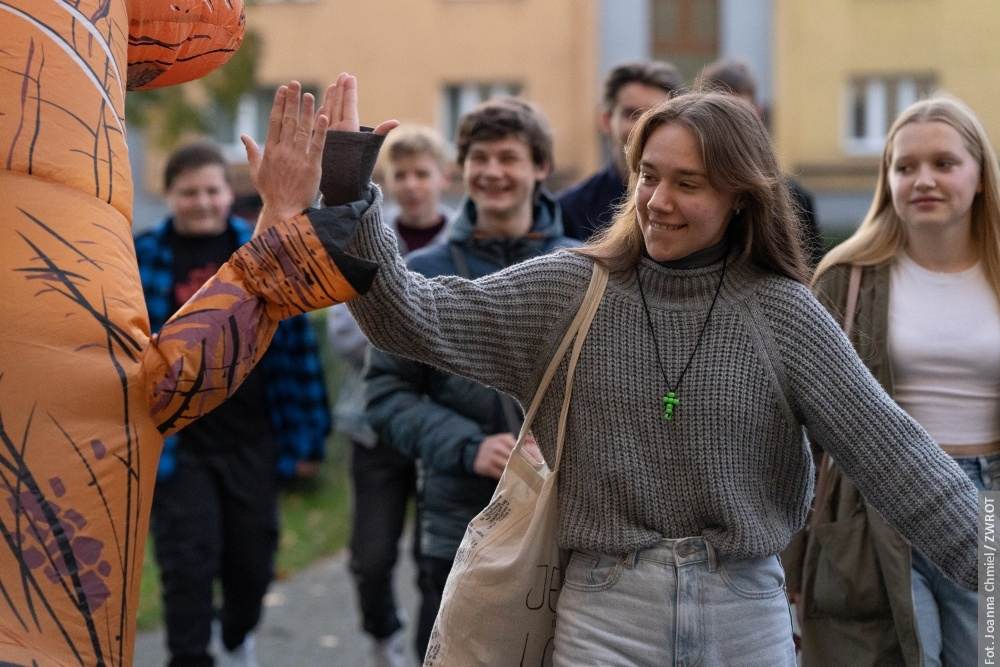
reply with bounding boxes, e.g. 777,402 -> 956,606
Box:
911,454 -> 999,667
553,537 -> 796,666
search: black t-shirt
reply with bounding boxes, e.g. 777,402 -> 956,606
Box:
166,225 -> 273,456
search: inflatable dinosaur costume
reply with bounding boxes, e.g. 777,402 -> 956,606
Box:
0,2 -> 372,664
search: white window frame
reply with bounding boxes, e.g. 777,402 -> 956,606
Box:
843,74 -> 936,156
218,95 -> 260,162
215,86 -> 317,162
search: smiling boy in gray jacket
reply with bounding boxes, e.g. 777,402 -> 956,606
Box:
364,98 -> 578,660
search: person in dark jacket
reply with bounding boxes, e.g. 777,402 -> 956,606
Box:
699,59 -> 825,266
136,142 -> 331,667
558,60 -> 682,241
364,98 -> 579,660
326,125 -> 452,667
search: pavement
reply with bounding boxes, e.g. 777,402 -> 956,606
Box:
133,548 -> 805,666
134,550 -> 420,667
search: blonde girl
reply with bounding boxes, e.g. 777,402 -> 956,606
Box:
804,96 -> 998,665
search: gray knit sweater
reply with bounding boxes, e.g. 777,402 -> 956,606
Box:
343,189 -> 978,590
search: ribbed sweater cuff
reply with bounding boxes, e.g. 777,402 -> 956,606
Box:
304,192 -> 379,297
320,128 -> 384,206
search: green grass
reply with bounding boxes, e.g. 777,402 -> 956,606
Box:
272,442 -> 352,576
137,544 -> 161,631
137,311 -> 355,631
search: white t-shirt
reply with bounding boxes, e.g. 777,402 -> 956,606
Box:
889,253 -> 1000,446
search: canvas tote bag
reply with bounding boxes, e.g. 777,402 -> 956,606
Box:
423,262 -> 609,667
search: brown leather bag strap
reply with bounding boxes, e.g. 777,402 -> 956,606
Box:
810,264 -> 862,528
842,264 -> 862,339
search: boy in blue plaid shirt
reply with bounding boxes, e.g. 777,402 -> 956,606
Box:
136,142 -> 331,667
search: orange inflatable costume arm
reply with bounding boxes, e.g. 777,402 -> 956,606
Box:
144,208 -> 376,436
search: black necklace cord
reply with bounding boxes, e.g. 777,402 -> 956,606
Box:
635,252 -> 729,395
635,262 -> 670,391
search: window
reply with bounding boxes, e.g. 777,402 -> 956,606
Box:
844,74 -> 936,154
651,0 -> 719,80
440,82 -> 523,142
212,86 -> 318,161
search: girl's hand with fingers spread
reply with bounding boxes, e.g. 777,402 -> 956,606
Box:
241,81 -> 330,233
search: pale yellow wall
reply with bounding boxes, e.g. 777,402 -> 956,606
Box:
247,0 -> 603,182
774,0 -> 1000,191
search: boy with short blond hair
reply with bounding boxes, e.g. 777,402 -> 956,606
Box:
377,125 -> 453,250
383,124 -> 451,166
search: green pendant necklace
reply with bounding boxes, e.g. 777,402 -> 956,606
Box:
635,253 -> 728,422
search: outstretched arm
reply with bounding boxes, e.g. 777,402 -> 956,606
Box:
768,281 -> 978,590
142,81 -> 382,436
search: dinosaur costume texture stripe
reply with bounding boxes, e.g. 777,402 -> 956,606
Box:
0,2 -> 365,664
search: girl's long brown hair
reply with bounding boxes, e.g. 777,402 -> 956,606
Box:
574,91 -> 809,283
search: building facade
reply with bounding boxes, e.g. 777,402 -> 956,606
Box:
239,0 -> 603,186
773,0 -> 1000,230
131,0 -> 752,229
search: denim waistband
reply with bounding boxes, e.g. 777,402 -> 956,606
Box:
622,536 -> 718,572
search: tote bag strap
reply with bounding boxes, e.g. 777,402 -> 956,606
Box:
810,263 -> 862,528
514,262 -> 608,469
551,266 -> 606,471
